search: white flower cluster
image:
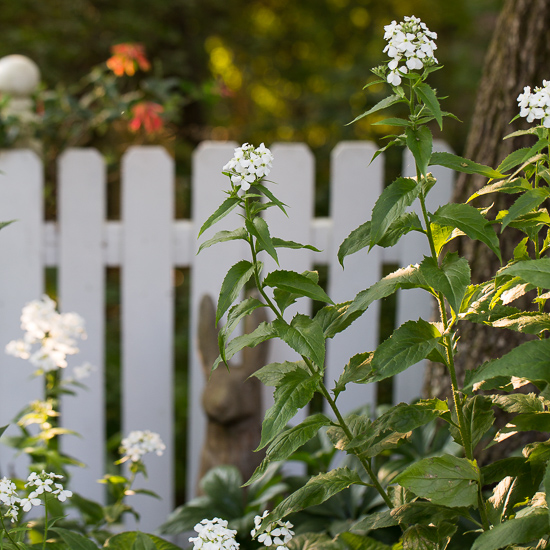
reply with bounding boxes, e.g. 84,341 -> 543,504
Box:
189,517 -> 239,550
222,143 -> 274,191
383,15 -> 438,86
0,471 -> 72,523
120,430 -> 166,462
251,511 -> 294,549
517,81 -> 550,127
5,295 -> 87,373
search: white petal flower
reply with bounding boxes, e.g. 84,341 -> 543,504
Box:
517,80 -> 550,125
120,430 -> 166,462
189,518 -> 239,550
222,143 -> 274,191
251,511 -> 294,549
382,15 -> 438,79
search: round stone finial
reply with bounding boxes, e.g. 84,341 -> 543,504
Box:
0,55 -> 40,97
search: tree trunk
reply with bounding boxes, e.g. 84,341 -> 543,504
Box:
424,0 -> 550,459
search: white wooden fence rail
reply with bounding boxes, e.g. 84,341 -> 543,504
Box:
0,141 -> 453,533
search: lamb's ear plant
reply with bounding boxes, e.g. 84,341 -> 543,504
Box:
198,15 -> 550,550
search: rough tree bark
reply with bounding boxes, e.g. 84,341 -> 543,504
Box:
424,0 -> 550,458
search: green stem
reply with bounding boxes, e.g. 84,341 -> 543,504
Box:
42,498 -> 48,550
0,515 -> 20,549
478,487 -> 490,531
317,379 -> 394,509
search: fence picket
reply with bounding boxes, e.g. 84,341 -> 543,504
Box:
121,147 -> 174,531
58,148 -> 106,503
326,142 -> 383,414
0,150 -> 43,479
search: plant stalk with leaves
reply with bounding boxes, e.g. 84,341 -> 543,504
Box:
199,16 -> 550,550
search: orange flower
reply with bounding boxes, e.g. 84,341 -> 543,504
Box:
106,43 -> 151,77
128,101 -> 164,134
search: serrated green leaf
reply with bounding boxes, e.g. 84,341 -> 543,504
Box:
372,117 -> 411,127
420,253 -> 470,315
370,177 -> 421,248
415,82 -> 443,129
467,177 -> 532,203
338,221 -> 372,267
464,338 -> 550,392
246,414 -> 332,485
500,187 -> 550,231
371,319 -> 442,382
343,264 -> 429,327
378,212 -> 424,247
491,393 -> 544,414
348,94 -> 405,125
246,216 -> 279,265
198,196 -> 241,237
257,367 -> 321,449
264,270 -> 333,305
394,455 -> 480,507
219,297 -> 265,352
431,203 -> 502,262
406,125 -> 432,177
489,312 -> 550,335
254,182 -> 288,216
346,400 -> 450,458
213,321 -> 276,371
333,352 -> 374,398
273,314 -> 326,369
391,501 -> 462,526
270,238 -> 321,252
430,224 -> 464,256
430,151 -> 503,179
403,524 -> 439,550
216,260 -> 256,324
471,508 -> 549,550
338,213 -> 423,267
349,510 -> 398,533
253,360 -> 301,386
266,468 -> 364,526
197,227 -> 248,254
500,258 -> 550,289
498,146 -> 543,174
452,395 -> 494,449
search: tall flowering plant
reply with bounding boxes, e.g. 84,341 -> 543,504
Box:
199,16 -> 550,549
0,297 -> 173,548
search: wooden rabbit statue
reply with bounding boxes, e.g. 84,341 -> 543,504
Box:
197,293 -> 269,489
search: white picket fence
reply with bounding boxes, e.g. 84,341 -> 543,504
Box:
0,141 -> 453,533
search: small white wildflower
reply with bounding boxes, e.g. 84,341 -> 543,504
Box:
120,430 -> 166,462
383,15 -> 438,86
0,477 -> 21,522
72,362 -> 96,380
223,143 -> 274,191
189,517 -> 239,550
6,296 -> 87,372
52,483 -> 73,503
517,80 -> 550,127
251,511 -> 294,549
20,492 -> 41,513
5,339 -> 31,359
